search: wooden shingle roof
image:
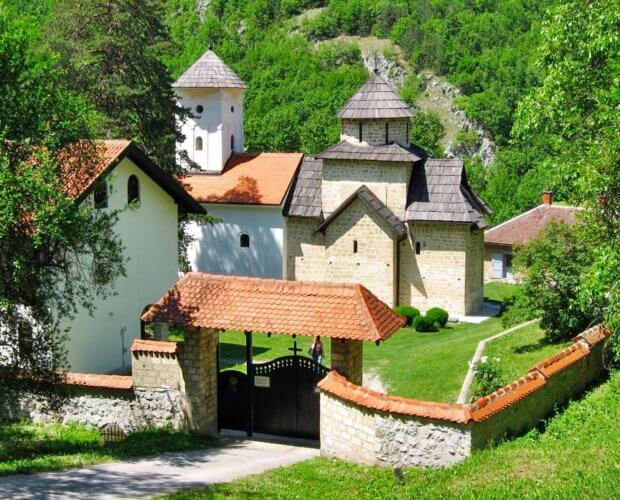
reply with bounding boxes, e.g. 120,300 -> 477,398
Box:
141,273 -> 406,342
337,73 -> 414,120
283,156 -> 323,218
317,141 -> 426,162
315,185 -> 407,239
173,50 -> 246,89
405,158 -> 491,226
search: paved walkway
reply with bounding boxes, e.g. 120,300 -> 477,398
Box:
0,438 -> 318,499
456,318 -> 541,403
453,300 -> 502,324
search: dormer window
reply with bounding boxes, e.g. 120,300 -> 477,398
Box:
195,136 -> 203,151
128,175 -> 140,205
196,105 -> 204,114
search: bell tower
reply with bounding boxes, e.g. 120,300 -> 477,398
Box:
174,50 -> 246,173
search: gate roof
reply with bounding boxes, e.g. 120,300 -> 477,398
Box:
142,273 -> 406,342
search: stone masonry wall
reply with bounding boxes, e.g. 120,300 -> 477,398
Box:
321,160 -> 412,219
0,387 -> 184,433
399,222 -> 470,314
285,216 -> 326,281
331,339 -> 363,385
465,228 -> 484,313
341,119 -> 409,147
324,198 -> 397,306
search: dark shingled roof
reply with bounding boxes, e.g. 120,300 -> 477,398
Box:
337,74 -> 414,119
315,185 -> 407,239
317,141 -> 426,162
405,159 -> 491,227
173,50 -> 246,89
283,156 -> 323,218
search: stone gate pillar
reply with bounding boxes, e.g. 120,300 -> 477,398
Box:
177,328 -> 219,436
331,339 -> 363,385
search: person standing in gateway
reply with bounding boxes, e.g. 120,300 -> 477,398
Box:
310,336 -> 324,365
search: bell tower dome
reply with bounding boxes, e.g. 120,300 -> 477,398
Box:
174,50 -> 246,173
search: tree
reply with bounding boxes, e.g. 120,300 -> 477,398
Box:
46,0 -> 183,172
409,110 -> 444,158
513,0 -> 620,356
0,10 -> 124,387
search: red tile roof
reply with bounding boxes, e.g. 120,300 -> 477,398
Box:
131,339 -> 179,355
485,204 -> 582,247
318,371 -> 472,423
180,153 -> 303,205
534,342 -> 590,378
141,273 -> 406,342
63,372 -> 133,391
576,324 -> 610,346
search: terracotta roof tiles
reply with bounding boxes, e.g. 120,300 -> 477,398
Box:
131,339 -> 179,355
141,273 -> 406,342
64,372 -> 133,391
181,153 -> 303,205
534,342 -> 590,378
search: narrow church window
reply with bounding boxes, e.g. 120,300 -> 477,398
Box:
195,136 -> 203,151
385,122 -> 389,144
353,240 -> 358,253
231,134 -> 235,151
93,180 -> 108,209
128,175 -> 140,205
416,242 -> 421,255
231,105 -> 235,113
358,122 -> 363,143
240,233 -> 250,248
196,105 -> 204,114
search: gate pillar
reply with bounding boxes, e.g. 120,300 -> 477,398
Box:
330,339 -> 363,385
177,327 -> 219,436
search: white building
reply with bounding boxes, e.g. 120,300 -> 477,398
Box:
177,50 -> 302,278
65,140 -> 204,372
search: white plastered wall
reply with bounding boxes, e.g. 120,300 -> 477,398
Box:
65,158 -> 179,373
186,204 -> 284,278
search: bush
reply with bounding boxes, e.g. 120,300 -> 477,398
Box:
426,307 -> 449,327
413,315 -> 437,332
471,356 -> 506,400
394,306 -> 420,325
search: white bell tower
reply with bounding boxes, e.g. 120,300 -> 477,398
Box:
174,50 -> 246,173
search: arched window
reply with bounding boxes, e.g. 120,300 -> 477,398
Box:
230,134 -> 235,151
415,242 -> 421,255
239,233 -> 250,248
93,180 -> 108,209
231,105 -> 235,113
128,175 -> 140,205
195,136 -> 203,151
353,240 -> 358,253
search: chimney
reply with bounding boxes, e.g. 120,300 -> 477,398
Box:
543,191 -> 553,205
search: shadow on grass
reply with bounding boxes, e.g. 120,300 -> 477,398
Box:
514,337 -> 563,355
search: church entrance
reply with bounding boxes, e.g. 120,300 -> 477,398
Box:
218,333 -> 328,440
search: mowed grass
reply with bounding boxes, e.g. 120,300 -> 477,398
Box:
485,321 -> 571,382
165,372 -> 620,499
0,422 -> 215,476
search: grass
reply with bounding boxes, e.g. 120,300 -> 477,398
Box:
0,422 -> 215,476
484,321 -> 571,382
164,371 -> 620,499
484,282 -> 521,304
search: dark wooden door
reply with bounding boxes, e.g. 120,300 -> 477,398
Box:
218,370 -> 249,432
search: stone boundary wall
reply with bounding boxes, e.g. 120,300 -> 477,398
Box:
318,324 -> 611,468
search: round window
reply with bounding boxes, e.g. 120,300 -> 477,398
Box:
196,105 -> 204,114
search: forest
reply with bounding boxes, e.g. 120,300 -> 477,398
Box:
1,0 -> 619,358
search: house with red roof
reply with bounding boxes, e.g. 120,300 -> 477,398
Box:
484,191 -> 582,282
177,51 -> 302,278
62,140 -> 204,372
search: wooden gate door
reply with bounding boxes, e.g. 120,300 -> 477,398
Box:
218,370 -> 250,432
253,355 -> 328,439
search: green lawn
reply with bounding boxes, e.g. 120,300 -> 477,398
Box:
484,321 -> 571,382
483,282 -> 521,304
0,422 -> 214,476
165,372 -> 620,499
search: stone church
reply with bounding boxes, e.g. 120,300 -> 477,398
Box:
282,74 -> 491,315
177,50 -> 491,316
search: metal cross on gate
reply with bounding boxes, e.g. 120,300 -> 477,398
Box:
288,335 -> 303,357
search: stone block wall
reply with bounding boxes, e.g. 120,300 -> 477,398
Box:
319,324 -> 611,468
331,339 -> 363,385
341,119 -> 409,147
285,217 -> 326,281
465,228 -> 484,313
321,160 -> 412,219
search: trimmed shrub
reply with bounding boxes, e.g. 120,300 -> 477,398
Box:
426,307 -> 449,327
412,315 -> 437,332
394,306 -> 420,325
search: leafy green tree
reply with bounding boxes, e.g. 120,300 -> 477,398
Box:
409,111 -> 444,158
0,10 -> 124,387
46,0 -> 182,172
514,0 -> 620,356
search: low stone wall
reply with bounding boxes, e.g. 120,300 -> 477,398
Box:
318,324 -> 611,468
